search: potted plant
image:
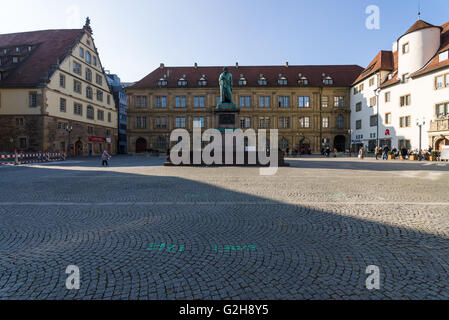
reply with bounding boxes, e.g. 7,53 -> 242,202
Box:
388,151 -> 395,160
429,151 -> 439,162
409,152 -> 418,161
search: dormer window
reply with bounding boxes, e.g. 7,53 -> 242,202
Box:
298,76 -> 308,86
439,50 -> 449,62
15,47 -> 20,52
198,75 -> 207,86
323,76 -> 333,85
3,49 -> 7,54
278,76 -> 287,86
158,78 -> 167,86
258,74 -> 267,86
178,77 -> 187,86
12,57 -> 18,63
239,75 -> 247,86
28,46 -> 32,51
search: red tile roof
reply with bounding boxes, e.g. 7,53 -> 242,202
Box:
399,19 -> 440,40
0,29 -> 84,87
131,64 -> 364,89
352,50 -> 395,85
411,21 -> 449,78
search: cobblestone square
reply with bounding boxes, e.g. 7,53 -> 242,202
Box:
0,156 -> 448,300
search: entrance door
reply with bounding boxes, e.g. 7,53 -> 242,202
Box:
436,138 -> 449,152
136,138 -> 147,153
75,141 -> 83,156
334,135 -> 346,152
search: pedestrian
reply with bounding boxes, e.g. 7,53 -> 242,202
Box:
101,150 -> 111,166
375,146 -> 379,160
358,146 -> 365,160
382,145 -> 389,160
333,148 -> 338,158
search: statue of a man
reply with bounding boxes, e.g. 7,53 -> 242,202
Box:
219,67 -> 233,104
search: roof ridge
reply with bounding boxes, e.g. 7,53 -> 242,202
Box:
0,28 -> 83,37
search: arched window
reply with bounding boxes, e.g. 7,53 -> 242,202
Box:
198,75 -> 207,86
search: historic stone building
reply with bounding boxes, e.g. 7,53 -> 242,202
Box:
126,63 -> 363,154
0,18 -> 117,155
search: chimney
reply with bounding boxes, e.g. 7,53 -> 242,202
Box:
285,61 -> 289,67
236,62 -> 239,68
194,62 -> 198,69
160,63 -> 165,69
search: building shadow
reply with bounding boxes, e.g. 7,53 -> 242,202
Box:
0,163 -> 448,300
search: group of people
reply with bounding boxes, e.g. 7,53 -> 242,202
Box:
322,146 -> 339,158
369,145 -> 434,161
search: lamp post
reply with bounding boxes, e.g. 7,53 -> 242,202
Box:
374,88 -> 381,148
348,129 -> 353,157
66,124 -> 73,159
416,117 -> 426,152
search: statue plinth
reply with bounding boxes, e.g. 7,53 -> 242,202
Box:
215,103 -> 240,130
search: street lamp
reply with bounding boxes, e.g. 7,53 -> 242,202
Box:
374,88 -> 381,148
65,124 -> 73,159
416,117 -> 426,152
348,129 -> 353,156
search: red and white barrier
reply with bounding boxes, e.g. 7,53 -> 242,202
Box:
0,152 -> 65,165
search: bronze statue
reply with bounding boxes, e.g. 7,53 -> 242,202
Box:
219,67 -> 233,104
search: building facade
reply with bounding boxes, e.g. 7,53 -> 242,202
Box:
106,72 -> 128,154
0,18 -> 118,155
126,63 -> 363,154
350,19 -> 449,153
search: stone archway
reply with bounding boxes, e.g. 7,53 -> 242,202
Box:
75,140 -> 83,156
135,137 -> 147,153
435,138 -> 449,152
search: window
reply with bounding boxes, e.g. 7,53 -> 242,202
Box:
194,96 -> 205,107
323,77 -> 333,85
96,74 -> 102,85
369,96 -> 377,107
86,106 -> 94,119
198,77 -> 207,86
158,78 -> 167,86
136,116 -> 147,129
438,50 -> 448,62
385,113 -> 392,124
73,62 -> 81,75
156,117 -> 167,129
175,117 -> 186,128
240,117 -> 251,129
435,74 -> 449,89
60,74 -> 66,88
136,96 -> 147,108
278,77 -> 287,86
74,103 -> 83,116
12,57 -> 19,63
278,96 -> 290,108
85,68 -> 92,82
108,112 -> 111,122
87,126 -> 94,134
57,122 -> 68,130
298,96 -> 310,108
175,96 -> 187,108
369,77 -> 375,86
402,73 -> 409,83
239,96 -> 251,107
322,117 -> 329,128
402,42 -> 409,54
446,74 -> 449,87
74,80 -> 82,93
356,120 -> 362,130
399,116 -> 411,128
85,51 -> 91,64
334,96 -> 345,107
370,115 -> 378,127
97,110 -> 104,121
96,90 -> 103,102
299,117 -> 310,128
16,118 -> 24,126
337,114 -> 344,129
29,92 -> 37,107
258,77 -> 267,86
385,92 -> 391,102
60,98 -> 66,112
239,77 -> 247,86
298,77 -> 308,86
322,96 -> 329,108
93,56 -> 97,66
19,138 -> 27,149
79,47 -> 84,58
259,96 -> 270,107
400,94 -> 411,107
356,102 -> 362,112
259,117 -> 271,129
107,95 -> 111,105
398,139 -> 411,150
86,87 -> 93,100
278,117 -> 290,129
178,79 -> 187,86
436,103 -> 449,117
193,117 -> 206,128
156,96 -> 167,108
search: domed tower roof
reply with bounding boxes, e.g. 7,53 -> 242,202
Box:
398,19 -> 442,41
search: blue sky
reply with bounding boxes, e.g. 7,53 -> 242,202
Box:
1,0 -> 448,82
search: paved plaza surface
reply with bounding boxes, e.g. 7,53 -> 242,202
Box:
0,155 -> 448,300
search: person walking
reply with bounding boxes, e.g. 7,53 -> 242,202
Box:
101,150 -> 111,167
375,146 -> 380,160
382,145 -> 389,160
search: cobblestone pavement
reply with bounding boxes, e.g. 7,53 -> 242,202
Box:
0,156 -> 448,300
